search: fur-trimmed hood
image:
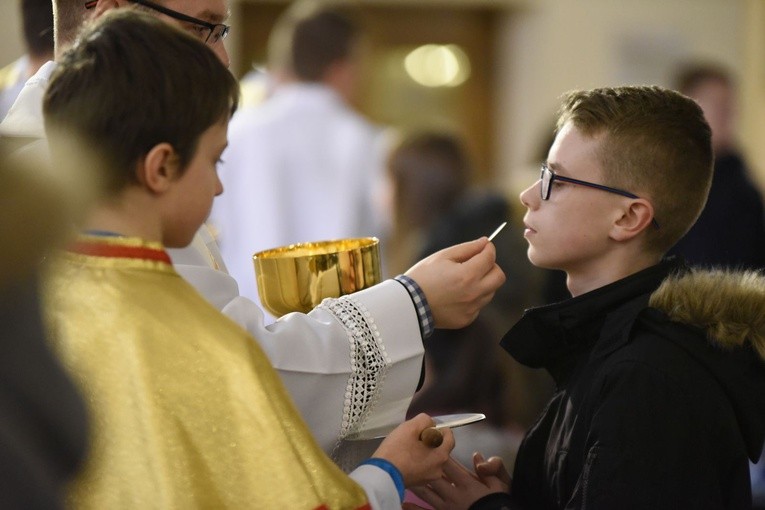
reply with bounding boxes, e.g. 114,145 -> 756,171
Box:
649,269 -> 765,360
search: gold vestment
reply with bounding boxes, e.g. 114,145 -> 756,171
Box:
44,235 -> 370,509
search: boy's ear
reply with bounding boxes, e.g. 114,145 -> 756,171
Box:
136,143 -> 180,195
90,0 -> 130,18
610,198 -> 655,241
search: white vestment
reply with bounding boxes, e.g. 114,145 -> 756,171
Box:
0,56 -> 31,120
209,83 -> 391,303
0,60 -> 55,137
5,66 -> 422,510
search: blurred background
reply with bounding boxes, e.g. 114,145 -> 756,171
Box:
3,0 -> 762,197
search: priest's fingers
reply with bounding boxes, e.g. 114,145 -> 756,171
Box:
438,237 -> 490,263
405,240 -> 505,330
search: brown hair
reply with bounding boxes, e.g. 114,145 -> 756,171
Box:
268,0 -> 360,82
557,85 -> 713,254
22,0 -> 54,57
44,9 -> 239,194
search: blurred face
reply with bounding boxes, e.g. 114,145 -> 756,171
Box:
333,40 -> 364,104
686,78 -> 735,153
519,122 -> 623,275
163,119 -> 227,247
155,0 -> 230,67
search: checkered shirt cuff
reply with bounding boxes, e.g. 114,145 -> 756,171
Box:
394,274 -> 435,339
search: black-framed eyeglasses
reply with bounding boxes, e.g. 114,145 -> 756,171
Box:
84,0 -> 230,45
540,163 -> 660,229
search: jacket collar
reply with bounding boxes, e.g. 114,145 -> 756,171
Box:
501,258 -> 684,381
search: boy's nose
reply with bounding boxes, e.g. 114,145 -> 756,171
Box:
519,180 -> 540,210
215,175 -> 224,196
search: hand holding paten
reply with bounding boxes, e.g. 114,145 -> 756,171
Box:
372,413 -> 455,488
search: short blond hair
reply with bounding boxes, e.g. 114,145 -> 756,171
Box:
557,86 -> 713,254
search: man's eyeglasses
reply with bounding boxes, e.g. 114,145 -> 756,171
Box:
540,164 -> 660,229
84,0 -> 230,45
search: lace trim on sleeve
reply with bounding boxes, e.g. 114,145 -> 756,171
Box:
319,295 -> 391,444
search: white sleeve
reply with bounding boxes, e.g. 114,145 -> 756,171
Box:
349,464 -> 402,510
174,258 -> 424,456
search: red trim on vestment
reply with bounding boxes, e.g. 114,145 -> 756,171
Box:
69,240 -> 172,265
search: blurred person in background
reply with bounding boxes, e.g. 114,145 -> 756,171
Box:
668,62 -> 765,270
210,0 -> 391,305
669,62 -> 765,510
0,0 -> 86,141
0,0 -> 54,121
669,71 -> 765,507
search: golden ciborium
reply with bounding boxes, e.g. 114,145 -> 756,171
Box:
253,237 -> 381,317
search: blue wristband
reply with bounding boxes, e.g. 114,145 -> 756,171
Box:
359,457 -> 405,502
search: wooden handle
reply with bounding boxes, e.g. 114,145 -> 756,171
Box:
419,426 -> 444,448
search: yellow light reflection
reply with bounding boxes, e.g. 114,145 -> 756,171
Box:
403,44 -> 471,88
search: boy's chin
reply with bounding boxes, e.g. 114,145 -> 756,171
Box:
526,248 -> 546,268
163,231 -> 197,249
527,250 -> 563,272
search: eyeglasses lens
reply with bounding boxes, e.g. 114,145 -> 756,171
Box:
207,25 -> 229,44
540,166 -> 551,200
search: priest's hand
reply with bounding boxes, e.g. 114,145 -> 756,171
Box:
405,238 -> 505,329
371,413 -> 455,488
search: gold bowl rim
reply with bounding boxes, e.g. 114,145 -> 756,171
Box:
253,237 -> 380,260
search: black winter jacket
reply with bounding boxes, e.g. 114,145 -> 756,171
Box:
471,258 -> 765,510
